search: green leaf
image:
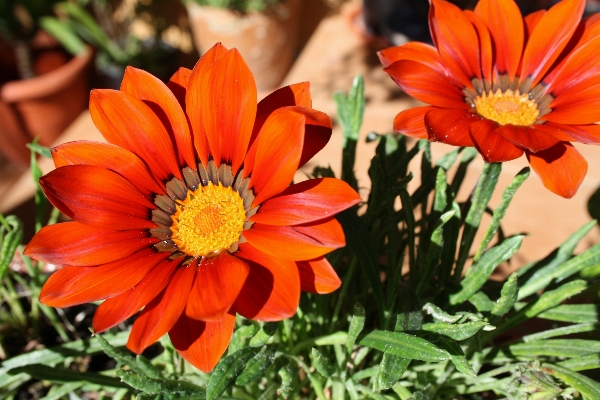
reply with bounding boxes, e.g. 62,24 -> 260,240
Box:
524,323 -> 600,342
455,162 -> 502,279
407,384 -> 435,400
421,321 -> 494,341
334,74 -> 365,147
248,322 -> 278,347
450,235 -> 524,305
474,167 -> 529,261
116,370 -> 204,395
206,347 -> 259,399
336,209 -> 385,319
96,333 -> 160,379
491,272 -> 519,319
39,17 -> 86,56
536,304 -> 599,323
228,324 -> 258,354
557,354 -> 600,371
235,345 -> 276,386
488,280 -> 588,340
0,215 -> 23,281
431,335 -> 476,376
0,331 -> 130,375
542,363 -> 600,399
277,362 -> 296,397
10,364 -> 127,389
518,221 -> 597,299
373,354 -> 410,391
311,348 -> 336,378
359,330 -> 451,361
468,291 -> 496,312
416,210 -> 455,295
433,168 -> 448,213
506,339 -> 600,358
346,302 -> 366,353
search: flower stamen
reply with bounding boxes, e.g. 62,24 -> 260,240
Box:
474,88 -> 540,126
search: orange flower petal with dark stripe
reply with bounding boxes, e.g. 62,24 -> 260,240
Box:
381,0 -> 600,198
25,43 -> 361,373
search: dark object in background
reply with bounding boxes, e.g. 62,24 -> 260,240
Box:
362,0 -> 559,46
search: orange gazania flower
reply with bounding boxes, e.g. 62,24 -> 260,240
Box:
379,0 -> 600,198
24,43 -> 361,372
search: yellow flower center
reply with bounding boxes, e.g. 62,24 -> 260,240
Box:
474,89 -> 540,126
170,182 -> 246,258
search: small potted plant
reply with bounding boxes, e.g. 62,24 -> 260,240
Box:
0,0 -> 93,167
184,0 -> 302,92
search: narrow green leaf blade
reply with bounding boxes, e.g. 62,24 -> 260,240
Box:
359,330 -> 451,361
116,370 -> 204,395
235,345 -> 276,386
542,363 -> 600,399
450,235 -> 524,305
421,321 -> 493,341
536,304 -> 599,323
336,209 -> 385,318
311,348 -> 336,378
491,272 -> 519,319
346,302 -> 366,353
206,347 -> 259,399
474,167 -> 529,261
373,354 -> 410,391
557,354 -> 600,372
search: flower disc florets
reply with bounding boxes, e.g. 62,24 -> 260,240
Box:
150,160 -> 256,261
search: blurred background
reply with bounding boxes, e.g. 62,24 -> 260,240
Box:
2,0 -> 600,272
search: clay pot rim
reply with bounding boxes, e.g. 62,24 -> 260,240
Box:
1,45 -> 94,103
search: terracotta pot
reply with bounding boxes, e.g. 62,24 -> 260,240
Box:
0,42 -> 93,167
186,0 -> 301,92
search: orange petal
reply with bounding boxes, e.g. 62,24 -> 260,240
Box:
464,10 -> 493,83
524,10 -> 546,41
519,0 -> 585,86
546,36 -> 600,95
526,142 -> 587,198
243,217 -> 345,261
40,165 -> 156,230
89,89 -> 181,182
39,249 -> 167,308
167,67 -> 192,109
377,42 -> 461,87
92,257 -> 180,333
249,178 -> 361,226
393,106 -> 432,139
384,60 -> 468,109
429,0 -> 480,87
297,257 -> 341,294
186,43 -> 228,166
469,119 -> 524,162
200,49 -> 257,174
232,243 -> 300,321
545,84 -> 600,125
127,261 -> 197,354
425,108 -> 479,146
169,312 -> 236,373
474,0 -> 523,80
249,107 -> 305,206
246,105 -> 329,178
24,221 -> 156,266
496,124 -> 559,152
186,253 -> 250,321
535,121 -> 600,144
120,67 -> 196,170
52,141 -> 164,197
253,82 -> 312,143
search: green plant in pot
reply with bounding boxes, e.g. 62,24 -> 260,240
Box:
0,0 -> 93,167
43,0 -> 179,88
184,0 -> 302,92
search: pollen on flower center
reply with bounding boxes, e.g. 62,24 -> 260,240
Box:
170,182 -> 246,258
474,89 -> 540,126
